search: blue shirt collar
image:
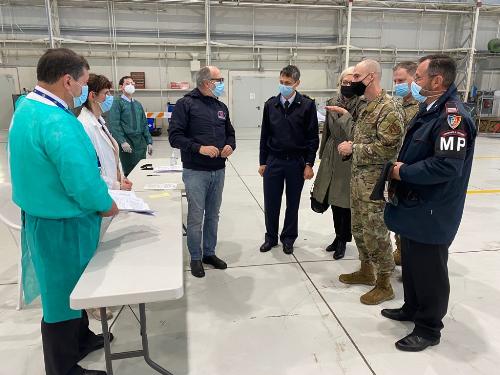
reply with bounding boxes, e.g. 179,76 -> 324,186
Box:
121,94 -> 133,103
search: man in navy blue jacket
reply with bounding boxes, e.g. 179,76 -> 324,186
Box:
169,66 -> 236,278
383,55 -> 477,352
259,65 -> 319,255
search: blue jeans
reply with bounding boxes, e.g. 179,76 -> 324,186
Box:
183,168 -> 225,261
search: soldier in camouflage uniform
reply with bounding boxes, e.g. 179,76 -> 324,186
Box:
337,59 -> 404,305
392,61 -> 421,266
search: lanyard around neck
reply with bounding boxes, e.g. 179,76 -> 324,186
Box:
33,88 -> 72,115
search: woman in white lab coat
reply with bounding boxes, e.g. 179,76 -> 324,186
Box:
78,74 -> 132,192
78,73 -> 133,321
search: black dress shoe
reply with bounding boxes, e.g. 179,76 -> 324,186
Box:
202,255 -> 227,270
381,308 -> 414,322
395,333 -> 440,352
283,243 -> 294,255
260,241 -> 277,252
333,240 -> 346,260
190,260 -> 205,278
326,238 -> 339,252
78,333 -> 114,362
69,365 -> 107,375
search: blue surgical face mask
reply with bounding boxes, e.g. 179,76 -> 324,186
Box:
211,82 -> 225,97
73,83 -> 88,107
394,82 -> 410,98
411,81 -> 427,103
279,84 -> 294,98
98,94 -> 114,113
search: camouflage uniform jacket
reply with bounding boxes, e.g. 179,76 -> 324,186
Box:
352,90 -> 405,167
401,97 -> 420,127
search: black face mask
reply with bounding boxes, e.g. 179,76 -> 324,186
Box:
340,85 -> 356,98
350,80 -> 367,96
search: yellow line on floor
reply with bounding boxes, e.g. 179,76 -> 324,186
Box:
474,156 -> 500,160
466,189 -> 500,195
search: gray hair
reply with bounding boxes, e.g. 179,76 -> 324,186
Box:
280,65 -> 301,82
196,67 -> 212,88
337,66 -> 355,86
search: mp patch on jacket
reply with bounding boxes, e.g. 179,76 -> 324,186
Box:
435,118 -> 467,159
217,111 -> 226,120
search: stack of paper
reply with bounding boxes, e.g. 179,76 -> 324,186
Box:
143,183 -> 178,190
154,165 -> 183,173
109,190 -> 154,214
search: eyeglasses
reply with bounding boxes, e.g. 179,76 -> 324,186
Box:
209,78 -> 224,83
415,73 -> 437,83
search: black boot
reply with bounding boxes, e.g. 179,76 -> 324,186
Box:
326,237 -> 339,252
202,255 -> 227,270
190,260 -> 205,278
333,240 -> 346,260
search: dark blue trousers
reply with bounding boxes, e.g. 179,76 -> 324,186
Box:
263,156 -> 305,246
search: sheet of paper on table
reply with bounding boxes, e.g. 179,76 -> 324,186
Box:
143,183 -> 178,190
109,190 -> 155,214
154,165 -> 183,173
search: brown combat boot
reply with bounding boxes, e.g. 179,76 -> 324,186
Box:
393,235 -> 401,266
360,273 -> 395,305
339,261 -> 376,286
393,248 -> 401,266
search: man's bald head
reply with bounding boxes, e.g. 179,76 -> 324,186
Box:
352,58 -> 383,100
355,59 -> 382,79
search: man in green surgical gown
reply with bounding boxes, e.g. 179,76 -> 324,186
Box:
9,48 -> 118,375
108,76 -> 153,176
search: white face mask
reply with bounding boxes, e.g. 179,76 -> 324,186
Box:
124,84 -> 135,95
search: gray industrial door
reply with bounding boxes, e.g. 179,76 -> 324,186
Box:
232,75 -> 277,128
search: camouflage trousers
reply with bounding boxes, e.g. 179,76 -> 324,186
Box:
351,165 -> 395,275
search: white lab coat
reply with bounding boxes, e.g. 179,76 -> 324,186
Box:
78,107 -> 123,190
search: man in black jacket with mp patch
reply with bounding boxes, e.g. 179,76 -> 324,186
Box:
383,55 -> 477,352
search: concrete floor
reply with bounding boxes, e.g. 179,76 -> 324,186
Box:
0,128 -> 499,375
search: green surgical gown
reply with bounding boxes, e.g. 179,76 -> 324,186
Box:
9,97 -> 112,323
108,97 -> 152,176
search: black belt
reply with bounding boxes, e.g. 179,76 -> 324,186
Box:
270,152 -> 304,160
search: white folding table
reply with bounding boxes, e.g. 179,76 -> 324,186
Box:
70,190 -> 184,375
127,158 -> 184,192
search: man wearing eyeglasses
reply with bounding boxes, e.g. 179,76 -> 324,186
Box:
168,66 -> 236,278
383,55 -> 477,352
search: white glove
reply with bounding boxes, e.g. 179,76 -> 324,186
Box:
147,144 -> 153,155
121,142 -> 132,153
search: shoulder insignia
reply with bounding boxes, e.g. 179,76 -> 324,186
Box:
447,114 -> 462,129
445,102 -> 459,115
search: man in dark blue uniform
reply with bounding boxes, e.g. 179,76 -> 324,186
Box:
259,65 -> 319,255
383,55 -> 477,351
